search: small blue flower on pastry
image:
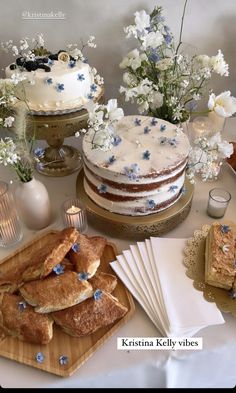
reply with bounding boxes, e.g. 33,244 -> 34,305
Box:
143,150 -> 151,160
229,288 -> 236,299
77,73 -> 85,81
35,352 -> 45,363
45,77 -> 53,85
59,355 -> 69,365
18,301 -> 27,312
134,118 -> 141,126
97,184 -> 107,194
90,84 -> 97,92
220,225 -> 230,234
169,185 -> 178,193
56,83 -> 64,92
147,199 -> 155,209
94,289 -> 103,300
150,118 -> 158,126
144,126 -> 151,134
78,272 -> 89,281
53,264 -> 64,275
160,124 -> 166,131
113,135 -> 122,146
72,243 -> 80,253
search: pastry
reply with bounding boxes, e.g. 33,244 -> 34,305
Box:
20,271 -> 93,313
22,227 -> 78,282
0,293 -> 53,344
205,223 -> 236,289
89,272 -> 117,293
68,234 -> 107,278
52,290 -> 128,337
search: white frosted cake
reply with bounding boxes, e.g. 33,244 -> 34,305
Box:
5,53 -> 101,113
83,115 -> 190,216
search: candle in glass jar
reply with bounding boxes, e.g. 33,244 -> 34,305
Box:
207,188 -> 231,218
62,199 -> 87,232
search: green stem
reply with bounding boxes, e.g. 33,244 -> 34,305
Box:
175,0 -> 188,56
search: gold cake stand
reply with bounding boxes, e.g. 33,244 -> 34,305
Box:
76,170 -> 194,240
26,89 -> 104,177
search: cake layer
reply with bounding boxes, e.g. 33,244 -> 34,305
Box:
82,115 -> 190,216
6,60 -> 101,112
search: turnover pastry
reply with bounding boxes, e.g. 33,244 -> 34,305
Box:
68,234 -> 107,278
0,293 -> 53,344
89,272 -> 117,293
52,290 -> 128,337
205,223 -> 236,289
20,271 -> 93,313
22,227 -> 78,282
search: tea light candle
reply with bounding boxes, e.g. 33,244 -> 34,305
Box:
62,199 -> 87,232
207,188 -> 231,218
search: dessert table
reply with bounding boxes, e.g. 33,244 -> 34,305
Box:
0,118 -> 236,388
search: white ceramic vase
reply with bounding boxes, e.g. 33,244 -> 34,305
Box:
15,177 -> 52,230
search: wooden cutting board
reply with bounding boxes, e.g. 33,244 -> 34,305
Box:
0,230 -> 135,377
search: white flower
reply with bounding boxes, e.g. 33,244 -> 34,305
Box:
3,116 -> 14,127
217,141 -> 233,158
208,91 -> 236,117
156,57 -> 173,71
124,25 -> 138,39
138,100 -> 149,113
210,50 -> 229,76
36,33 -> 45,47
134,10 -> 150,32
123,72 -> 138,86
141,31 -> 163,50
149,91 -> 163,110
120,49 -> 146,71
10,72 -> 27,85
106,99 -> 124,122
20,38 -> 29,51
196,54 -> 210,68
67,47 -> 84,61
193,93 -> 201,101
92,129 -> 114,151
11,45 -> 19,56
87,35 -> 96,48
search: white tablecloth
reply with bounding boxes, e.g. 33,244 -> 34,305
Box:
0,119 -> 236,388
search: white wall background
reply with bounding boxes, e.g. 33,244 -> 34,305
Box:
0,0 -> 236,114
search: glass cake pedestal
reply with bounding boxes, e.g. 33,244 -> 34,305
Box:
26,89 -> 104,177
76,170 -> 194,240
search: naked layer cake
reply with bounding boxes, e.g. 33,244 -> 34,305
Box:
82,115 -> 190,216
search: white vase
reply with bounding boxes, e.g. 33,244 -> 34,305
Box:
15,177 -> 52,230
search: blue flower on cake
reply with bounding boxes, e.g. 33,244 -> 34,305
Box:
97,184 -> 107,194
143,150 -> 151,160
159,136 -> 167,145
108,155 -> 116,164
77,73 -> 85,81
169,185 -> 178,193
123,163 -> 140,180
47,58 -> 54,66
56,83 -> 64,92
68,60 -> 76,68
134,118 -> 141,126
147,199 -> 156,209
113,135 -> 122,146
87,93 -> 94,100
150,118 -> 158,126
45,77 -> 53,85
90,83 -> 98,93
144,126 -> 151,134
168,138 -> 178,147
160,124 -> 166,132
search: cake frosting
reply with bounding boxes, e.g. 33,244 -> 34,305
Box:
5,57 -> 101,113
82,115 -> 190,216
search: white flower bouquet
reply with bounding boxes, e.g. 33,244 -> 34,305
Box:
119,1 -> 236,124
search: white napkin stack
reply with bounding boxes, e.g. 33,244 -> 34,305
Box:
110,237 -> 224,337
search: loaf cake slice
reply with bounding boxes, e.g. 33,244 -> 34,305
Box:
205,223 -> 236,289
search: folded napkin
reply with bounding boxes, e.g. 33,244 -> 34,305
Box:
111,237 -> 224,337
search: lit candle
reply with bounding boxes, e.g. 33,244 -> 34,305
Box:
207,188 -> 231,218
62,199 -> 87,232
